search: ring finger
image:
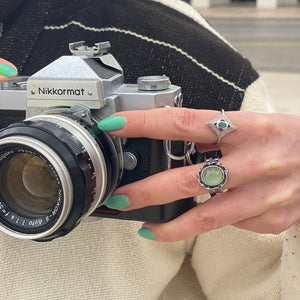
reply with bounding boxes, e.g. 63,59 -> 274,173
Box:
106,152 -> 271,211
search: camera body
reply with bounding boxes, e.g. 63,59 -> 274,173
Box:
0,42 -> 194,241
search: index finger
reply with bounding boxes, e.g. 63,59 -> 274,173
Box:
99,107 -> 259,146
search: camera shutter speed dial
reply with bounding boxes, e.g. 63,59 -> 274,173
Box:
137,75 -> 170,91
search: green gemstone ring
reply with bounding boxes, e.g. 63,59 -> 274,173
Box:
198,158 -> 228,195
207,109 -> 237,146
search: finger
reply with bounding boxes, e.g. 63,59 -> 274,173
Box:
99,107 -> 260,146
108,150 -> 289,211
0,59 -> 18,81
138,185 -> 270,242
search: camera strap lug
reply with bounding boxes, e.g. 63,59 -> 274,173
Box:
163,93 -> 196,165
163,140 -> 196,165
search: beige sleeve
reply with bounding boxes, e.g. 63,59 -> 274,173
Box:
159,77 -> 284,300
241,76 -> 276,113
0,219 -> 186,300
280,224 -> 300,299
190,227 -> 283,300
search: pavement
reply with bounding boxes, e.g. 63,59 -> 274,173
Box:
198,3 -> 300,115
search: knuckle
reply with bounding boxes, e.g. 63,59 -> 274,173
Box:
171,108 -> 198,135
137,187 -> 153,208
263,210 -> 292,232
261,160 -> 285,177
254,115 -> 271,133
140,110 -> 151,133
266,189 -> 294,207
252,158 -> 285,179
254,115 -> 272,137
174,169 -> 199,197
192,210 -> 219,232
254,114 -> 284,141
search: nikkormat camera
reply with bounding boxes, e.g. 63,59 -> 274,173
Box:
0,42 -> 194,241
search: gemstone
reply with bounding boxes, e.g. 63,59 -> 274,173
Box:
207,111 -> 237,141
217,121 -> 228,129
201,166 -> 224,186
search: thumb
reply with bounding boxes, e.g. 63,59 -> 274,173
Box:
0,58 -> 18,82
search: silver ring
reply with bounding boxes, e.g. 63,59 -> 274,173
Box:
207,109 -> 237,146
198,158 -> 228,196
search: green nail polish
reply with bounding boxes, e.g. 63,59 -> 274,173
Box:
0,63 -> 18,77
106,195 -> 130,209
98,116 -> 125,131
138,228 -> 156,240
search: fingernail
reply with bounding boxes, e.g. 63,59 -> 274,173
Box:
98,116 -> 125,131
106,194 -> 130,209
138,228 -> 156,240
0,63 -> 18,77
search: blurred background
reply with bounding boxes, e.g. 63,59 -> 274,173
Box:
189,0 -> 300,115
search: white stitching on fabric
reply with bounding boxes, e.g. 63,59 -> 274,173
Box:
152,0 -> 236,51
44,21 -> 245,92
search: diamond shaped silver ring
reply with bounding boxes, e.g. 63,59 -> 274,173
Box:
207,109 -> 237,146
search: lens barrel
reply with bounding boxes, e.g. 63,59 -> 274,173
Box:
0,114 -> 118,241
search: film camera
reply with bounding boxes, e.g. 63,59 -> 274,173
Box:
0,41 -> 194,241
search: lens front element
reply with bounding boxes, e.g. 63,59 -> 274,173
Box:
0,136 -> 73,240
0,153 -> 58,218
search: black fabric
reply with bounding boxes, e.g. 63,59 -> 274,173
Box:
0,0 -> 259,111
0,1 -> 23,21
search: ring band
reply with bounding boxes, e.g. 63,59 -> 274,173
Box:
198,158 -> 228,196
207,109 -> 237,146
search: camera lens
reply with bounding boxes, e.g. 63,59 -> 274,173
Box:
0,153 -> 58,218
0,136 -> 73,240
0,111 -> 120,241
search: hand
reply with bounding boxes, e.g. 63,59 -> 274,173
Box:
98,108 -> 300,242
0,58 -> 18,81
